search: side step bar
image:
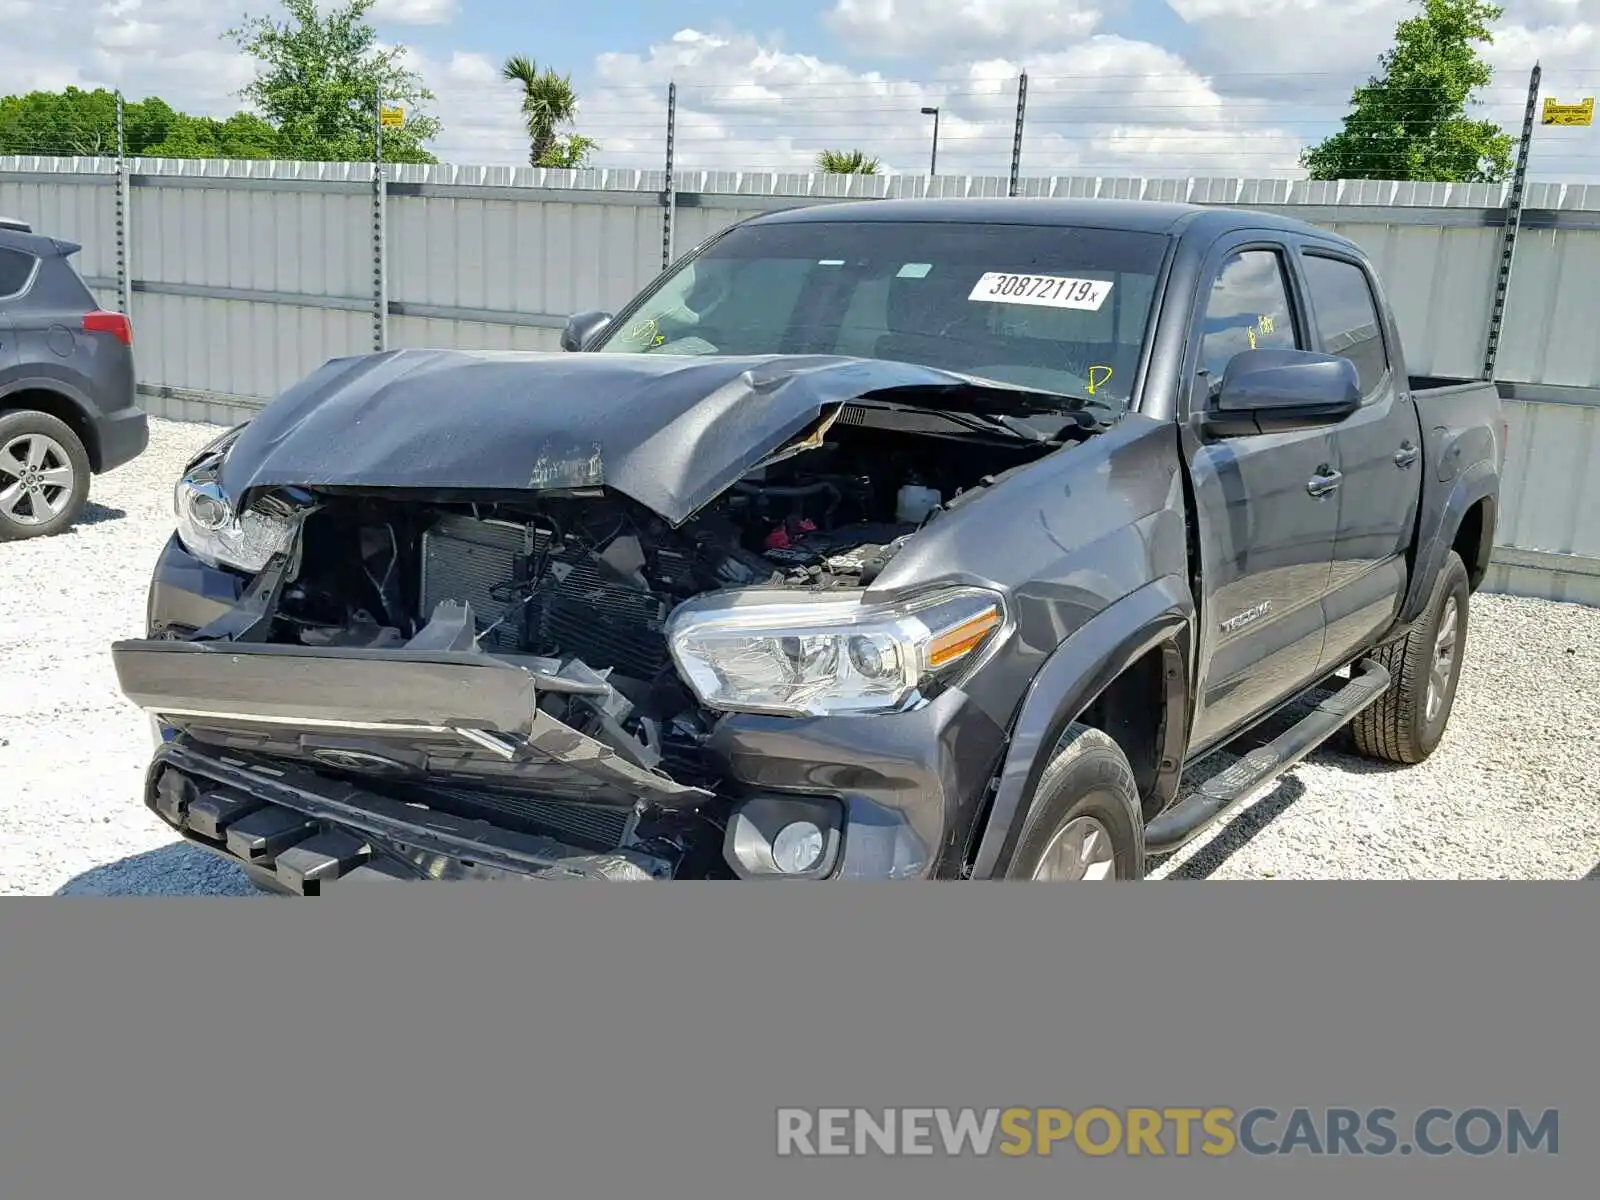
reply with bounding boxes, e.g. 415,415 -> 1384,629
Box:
1145,660 -> 1392,856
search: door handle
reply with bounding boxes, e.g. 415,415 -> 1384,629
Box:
1394,442 -> 1419,468
1306,468 -> 1343,498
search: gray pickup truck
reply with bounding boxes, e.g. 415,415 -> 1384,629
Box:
112,197 -> 1504,887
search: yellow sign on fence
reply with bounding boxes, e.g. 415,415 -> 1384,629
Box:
379,105 -> 406,129
1540,97 -> 1593,127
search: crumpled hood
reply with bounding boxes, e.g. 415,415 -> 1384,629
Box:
217,348 -> 1007,525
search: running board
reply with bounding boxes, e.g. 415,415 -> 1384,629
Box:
1145,660 -> 1392,856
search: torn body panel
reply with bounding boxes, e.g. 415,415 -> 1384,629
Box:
112,601 -> 714,810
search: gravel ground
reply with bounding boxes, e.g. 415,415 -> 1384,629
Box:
2,416 -> 1597,893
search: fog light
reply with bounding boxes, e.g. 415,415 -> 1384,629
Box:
723,795 -> 844,879
772,821 -> 825,874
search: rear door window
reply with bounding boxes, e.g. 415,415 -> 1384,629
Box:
0,247 -> 38,300
1301,253 -> 1390,397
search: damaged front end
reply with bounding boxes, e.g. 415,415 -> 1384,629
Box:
116,353 -> 1092,884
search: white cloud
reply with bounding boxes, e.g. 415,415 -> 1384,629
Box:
371,0 -> 459,25
1167,0 -> 1600,178
413,27 -> 1307,178
0,0 -> 256,117
825,0 -> 1101,55
414,50 -> 533,165
3,1 -> 1596,183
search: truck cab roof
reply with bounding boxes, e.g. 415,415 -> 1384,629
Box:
747,196 -> 1360,251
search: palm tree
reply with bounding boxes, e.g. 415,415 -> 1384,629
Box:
502,55 -> 580,167
815,148 -> 880,174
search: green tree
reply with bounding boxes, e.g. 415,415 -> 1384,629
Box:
145,113 -> 285,159
816,148 -> 880,174
501,56 -> 595,168
0,88 -> 280,158
0,88 -> 122,155
226,0 -> 440,163
1301,0 -> 1514,182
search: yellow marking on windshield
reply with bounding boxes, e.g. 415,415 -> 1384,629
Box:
1087,365 -> 1114,395
623,318 -> 659,345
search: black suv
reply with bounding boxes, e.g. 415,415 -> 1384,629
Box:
0,217 -> 149,539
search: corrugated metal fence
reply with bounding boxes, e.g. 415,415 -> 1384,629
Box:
3,156 -> 1599,604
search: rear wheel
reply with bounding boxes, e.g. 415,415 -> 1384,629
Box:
1005,723 -> 1146,880
1349,550 -> 1471,765
0,410 -> 91,540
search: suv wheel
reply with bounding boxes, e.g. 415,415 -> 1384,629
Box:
0,410 -> 91,540
1349,550 -> 1471,765
1005,723 -> 1146,880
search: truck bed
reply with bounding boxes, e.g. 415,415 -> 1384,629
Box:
1407,375 -> 1505,472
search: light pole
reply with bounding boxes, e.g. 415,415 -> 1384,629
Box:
920,106 -> 940,176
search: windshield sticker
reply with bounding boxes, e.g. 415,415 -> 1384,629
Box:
897,262 -> 933,278
1087,365 -> 1114,395
969,272 -> 1112,311
818,259 -> 845,267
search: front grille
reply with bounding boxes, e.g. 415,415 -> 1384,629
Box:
376,780 -> 633,851
419,512 -> 671,677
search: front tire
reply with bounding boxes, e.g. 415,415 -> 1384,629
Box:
0,410 -> 91,540
1349,550 -> 1471,765
1006,723 -> 1146,880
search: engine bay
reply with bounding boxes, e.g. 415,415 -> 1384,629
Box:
275,422 -> 1041,665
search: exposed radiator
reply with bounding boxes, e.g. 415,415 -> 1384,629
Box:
419,515 -> 530,650
419,513 -> 673,678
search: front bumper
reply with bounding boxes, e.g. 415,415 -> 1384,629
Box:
147,737 -> 675,889
132,539 -> 1012,882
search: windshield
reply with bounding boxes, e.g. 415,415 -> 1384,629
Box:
592,219 -> 1170,411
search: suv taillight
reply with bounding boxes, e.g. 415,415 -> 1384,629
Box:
83,310 -> 133,346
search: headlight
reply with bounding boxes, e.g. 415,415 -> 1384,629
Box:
666,586 -> 1005,716
173,475 -> 296,573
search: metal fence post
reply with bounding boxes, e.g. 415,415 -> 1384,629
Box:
663,82 -> 677,272
372,86 -> 389,353
1009,72 -> 1028,197
1482,62 -> 1541,380
114,90 -> 131,318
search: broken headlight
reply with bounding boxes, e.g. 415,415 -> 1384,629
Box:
173,475 -> 296,573
666,586 -> 1005,717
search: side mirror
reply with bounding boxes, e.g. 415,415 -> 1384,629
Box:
561,310 -> 613,352
1205,348 -> 1362,437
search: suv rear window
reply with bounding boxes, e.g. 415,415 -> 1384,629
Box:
0,246 -> 38,298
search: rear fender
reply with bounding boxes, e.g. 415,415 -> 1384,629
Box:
967,575 -> 1195,879
0,374 -> 101,466
1400,458 -> 1497,626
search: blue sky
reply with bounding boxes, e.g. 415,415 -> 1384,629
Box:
3,0 -> 1598,179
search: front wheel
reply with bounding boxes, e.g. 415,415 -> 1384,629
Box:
1005,723 -> 1146,880
1349,550 -> 1471,765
